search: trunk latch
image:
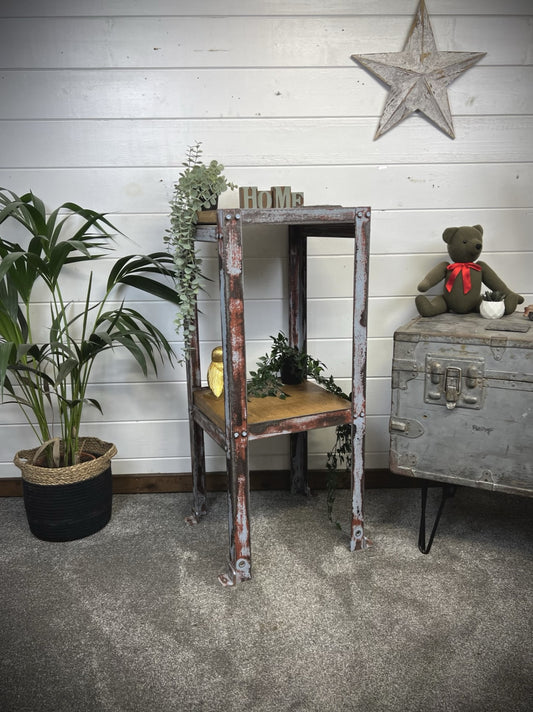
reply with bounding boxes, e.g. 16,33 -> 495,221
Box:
424,355 -> 484,410
445,366 -> 462,409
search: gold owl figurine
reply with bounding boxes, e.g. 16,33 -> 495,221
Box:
207,346 -> 224,398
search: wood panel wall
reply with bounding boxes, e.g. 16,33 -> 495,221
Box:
0,0 -> 531,479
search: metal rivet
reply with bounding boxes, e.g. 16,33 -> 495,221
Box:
233,432 -> 239,439
353,527 -> 363,539
225,213 -> 232,220
241,430 -> 247,437
235,213 -> 241,220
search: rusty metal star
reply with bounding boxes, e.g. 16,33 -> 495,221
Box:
351,0 -> 486,139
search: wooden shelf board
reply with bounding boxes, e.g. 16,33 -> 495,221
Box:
197,210 -> 217,224
193,381 -> 351,439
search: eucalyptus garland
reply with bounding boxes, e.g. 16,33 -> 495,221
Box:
165,142 -> 236,360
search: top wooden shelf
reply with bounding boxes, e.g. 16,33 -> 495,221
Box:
195,206 -> 370,240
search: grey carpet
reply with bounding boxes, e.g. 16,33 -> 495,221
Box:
1,486 -> 531,712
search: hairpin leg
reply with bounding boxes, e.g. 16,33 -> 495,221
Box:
418,483 -> 456,554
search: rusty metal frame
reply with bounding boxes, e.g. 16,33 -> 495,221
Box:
350,208 -> 371,551
186,206 -> 371,584
288,226 -> 309,496
216,210 -> 251,586
185,303 -> 207,525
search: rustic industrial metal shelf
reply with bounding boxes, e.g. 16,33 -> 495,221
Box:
186,206 -> 371,586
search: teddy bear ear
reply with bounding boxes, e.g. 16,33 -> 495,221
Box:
442,227 -> 458,244
473,224 -> 483,236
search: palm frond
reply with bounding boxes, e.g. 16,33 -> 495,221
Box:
0,188 -> 177,466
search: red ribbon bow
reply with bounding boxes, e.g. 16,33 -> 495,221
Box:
445,262 -> 481,294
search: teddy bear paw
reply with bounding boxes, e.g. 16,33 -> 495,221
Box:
504,293 -> 524,315
415,295 -> 448,317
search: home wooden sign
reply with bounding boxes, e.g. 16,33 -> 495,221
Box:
239,185 -> 304,209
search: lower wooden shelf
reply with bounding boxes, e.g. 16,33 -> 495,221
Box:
193,380 -> 351,442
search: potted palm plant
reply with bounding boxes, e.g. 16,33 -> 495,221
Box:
0,188 -> 179,541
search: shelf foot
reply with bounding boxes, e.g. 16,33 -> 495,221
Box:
217,572 -> 235,587
184,507 -> 207,526
350,535 -> 372,552
217,558 -> 252,587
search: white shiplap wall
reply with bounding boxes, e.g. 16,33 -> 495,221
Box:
0,0 -> 532,478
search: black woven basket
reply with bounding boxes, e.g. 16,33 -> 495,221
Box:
22,466 -> 112,542
15,438 -> 116,542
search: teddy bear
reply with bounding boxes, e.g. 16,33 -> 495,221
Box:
415,224 -> 524,317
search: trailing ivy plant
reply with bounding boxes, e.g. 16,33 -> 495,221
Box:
165,142 -> 236,361
248,332 -> 351,523
247,331 -> 327,399
325,422 -> 351,526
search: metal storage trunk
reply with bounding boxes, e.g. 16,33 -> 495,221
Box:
389,312 -> 532,497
